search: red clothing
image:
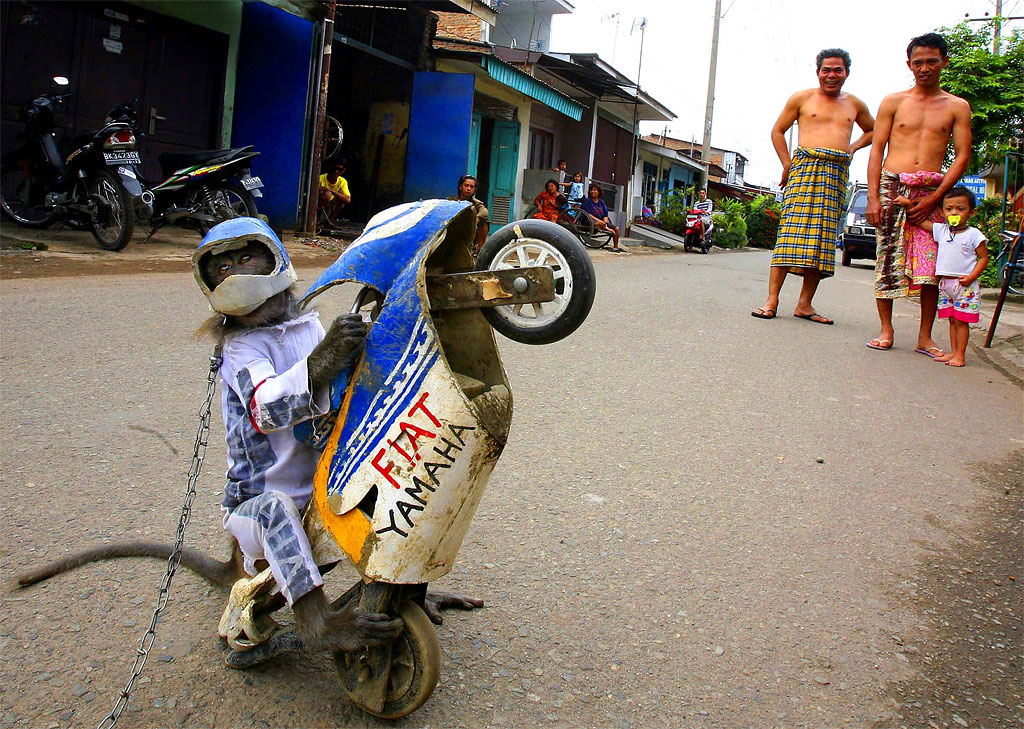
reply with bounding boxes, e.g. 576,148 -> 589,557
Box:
533,190 -> 561,222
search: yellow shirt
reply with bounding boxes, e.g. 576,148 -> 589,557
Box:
319,173 -> 350,198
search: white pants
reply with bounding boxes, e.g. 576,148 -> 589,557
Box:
223,491 -> 324,605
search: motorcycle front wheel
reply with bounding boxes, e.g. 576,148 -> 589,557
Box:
476,219 -> 597,345
0,164 -> 58,228
336,600 -> 441,719
195,181 -> 258,235
89,169 -> 134,250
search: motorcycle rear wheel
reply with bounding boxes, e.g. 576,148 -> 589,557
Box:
89,169 -> 134,250
337,600 -> 441,719
0,164 -> 57,228
195,181 -> 258,235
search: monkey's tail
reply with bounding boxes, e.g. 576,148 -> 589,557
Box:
16,541 -> 245,589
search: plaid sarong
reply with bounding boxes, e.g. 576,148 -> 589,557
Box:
770,147 -> 850,279
874,169 -> 945,299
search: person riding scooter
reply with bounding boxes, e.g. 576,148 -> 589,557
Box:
694,188 -> 714,243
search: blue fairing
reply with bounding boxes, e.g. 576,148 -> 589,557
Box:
294,200 -> 474,497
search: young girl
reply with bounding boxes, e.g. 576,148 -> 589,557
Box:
568,172 -> 585,204
895,186 -> 989,367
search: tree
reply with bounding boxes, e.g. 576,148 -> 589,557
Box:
936,20 -> 1024,171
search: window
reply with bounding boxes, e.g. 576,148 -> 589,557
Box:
528,128 -> 553,170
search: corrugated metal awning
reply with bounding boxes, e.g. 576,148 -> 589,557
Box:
481,56 -> 583,122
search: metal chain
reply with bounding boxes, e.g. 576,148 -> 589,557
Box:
96,347 -> 222,729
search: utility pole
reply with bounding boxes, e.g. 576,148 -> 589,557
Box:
964,2 -> 1023,55
303,0 -> 336,234
626,17 -> 647,229
699,0 -> 722,190
603,13 -> 621,64
995,0 -> 1002,54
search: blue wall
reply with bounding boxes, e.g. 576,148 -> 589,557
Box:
231,2 -> 313,228
404,72 -> 474,202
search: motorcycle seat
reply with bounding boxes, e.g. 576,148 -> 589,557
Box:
158,146 -> 253,177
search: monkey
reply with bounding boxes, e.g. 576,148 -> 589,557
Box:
16,220 -> 481,662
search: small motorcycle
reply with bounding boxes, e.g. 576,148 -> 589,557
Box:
139,145 -> 263,239
0,77 -> 151,251
105,100 -> 264,239
683,208 -> 714,254
217,202 -> 596,718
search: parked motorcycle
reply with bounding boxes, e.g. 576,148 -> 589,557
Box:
218,202 -> 596,718
0,77 -> 151,250
140,145 -> 263,240
683,208 -> 714,254
104,100 -> 263,240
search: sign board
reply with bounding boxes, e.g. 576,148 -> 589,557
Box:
961,174 -> 986,201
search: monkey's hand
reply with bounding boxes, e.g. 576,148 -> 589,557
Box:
307,313 -> 368,392
423,591 -> 484,625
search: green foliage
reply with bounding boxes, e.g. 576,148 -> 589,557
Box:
715,198 -> 748,248
658,186 -> 695,236
936,21 -> 1024,171
743,194 -> 782,248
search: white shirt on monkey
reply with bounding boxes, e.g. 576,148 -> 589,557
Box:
218,311 -> 330,512
217,311 -> 331,605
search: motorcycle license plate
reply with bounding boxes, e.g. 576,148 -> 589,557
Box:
103,151 -> 141,165
240,175 -> 263,191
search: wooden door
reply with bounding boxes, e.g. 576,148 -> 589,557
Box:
487,120 -> 519,232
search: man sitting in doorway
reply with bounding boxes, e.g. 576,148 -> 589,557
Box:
318,159 -> 351,228
447,174 -> 490,253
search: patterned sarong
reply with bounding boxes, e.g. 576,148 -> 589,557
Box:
874,169 -> 945,298
770,147 -> 851,279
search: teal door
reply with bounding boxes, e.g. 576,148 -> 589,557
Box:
487,120 -> 520,233
468,113 -> 482,177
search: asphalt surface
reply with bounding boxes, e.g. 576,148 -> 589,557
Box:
1,245 -> 1021,729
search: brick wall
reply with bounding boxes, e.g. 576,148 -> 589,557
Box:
435,11 -> 483,41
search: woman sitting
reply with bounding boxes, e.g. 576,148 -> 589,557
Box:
532,179 -> 563,222
581,183 -> 624,253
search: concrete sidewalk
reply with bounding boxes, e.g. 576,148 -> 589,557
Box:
973,289 -> 1024,385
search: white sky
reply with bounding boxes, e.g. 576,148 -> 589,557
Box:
549,0 -> 1022,186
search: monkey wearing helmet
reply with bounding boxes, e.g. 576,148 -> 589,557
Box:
18,218 -> 480,664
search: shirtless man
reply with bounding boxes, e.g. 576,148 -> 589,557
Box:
752,49 -> 874,324
865,32 -> 972,354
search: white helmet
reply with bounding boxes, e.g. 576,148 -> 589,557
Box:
192,217 -> 297,316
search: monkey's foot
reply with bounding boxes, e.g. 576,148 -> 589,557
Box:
224,630 -> 305,670
423,591 -> 484,625
219,570 -> 280,651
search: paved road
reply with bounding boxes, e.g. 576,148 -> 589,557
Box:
2,248 -> 1020,729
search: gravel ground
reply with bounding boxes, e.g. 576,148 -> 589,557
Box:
1,248 -> 1020,729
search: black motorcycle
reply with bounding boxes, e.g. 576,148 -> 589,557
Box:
0,77 -> 152,251
106,101 -> 263,239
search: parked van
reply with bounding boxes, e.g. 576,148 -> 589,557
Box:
839,184 -> 876,267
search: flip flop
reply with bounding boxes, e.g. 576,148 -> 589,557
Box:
751,308 -> 776,319
914,346 -> 945,359
794,313 -> 834,325
866,338 -> 893,351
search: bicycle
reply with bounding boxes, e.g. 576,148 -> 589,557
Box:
557,200 -> 613,249
995,229 -> 1023,296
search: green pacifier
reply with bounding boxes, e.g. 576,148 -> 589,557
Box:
947,214 -> 962,226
